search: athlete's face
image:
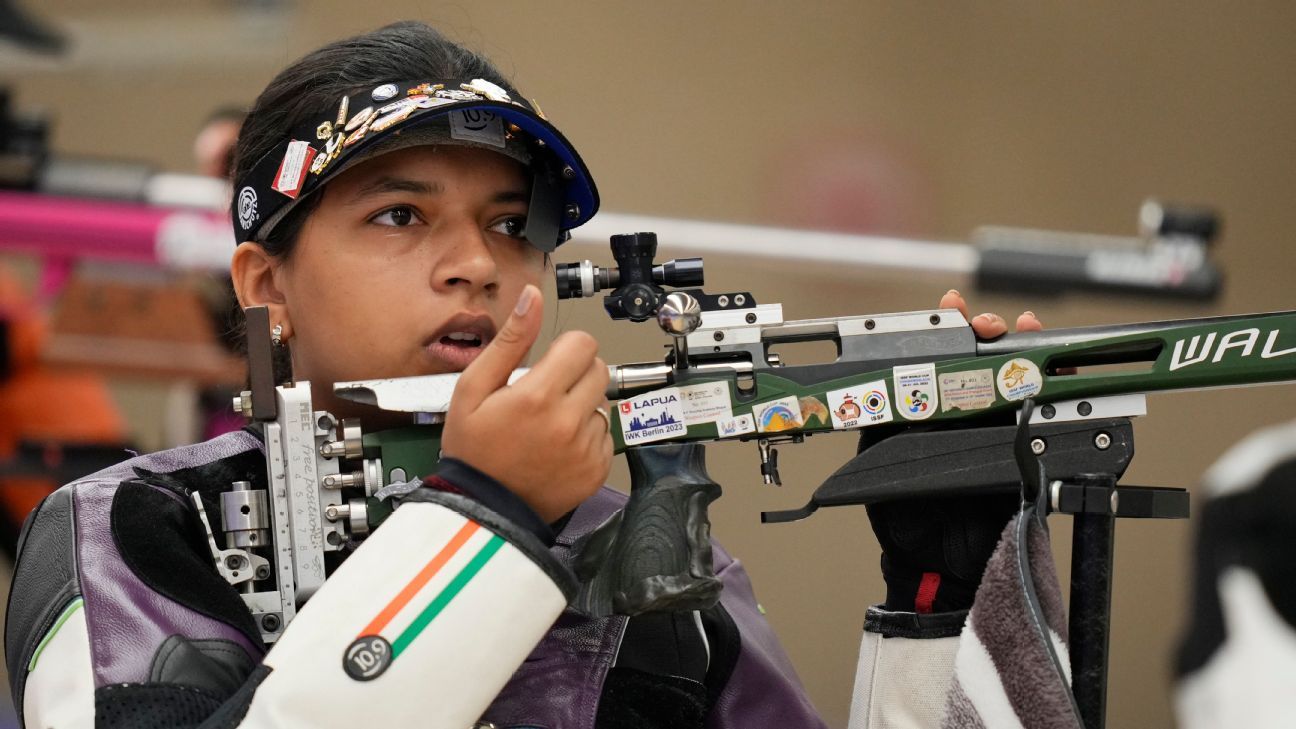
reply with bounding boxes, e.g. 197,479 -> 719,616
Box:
234,145 -> 543,417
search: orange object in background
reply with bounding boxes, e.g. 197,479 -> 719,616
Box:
0,265 -> 130,549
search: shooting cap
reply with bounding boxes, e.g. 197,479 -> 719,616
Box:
232,78 -> 598,252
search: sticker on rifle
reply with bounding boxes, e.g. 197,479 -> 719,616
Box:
716,413 -> 755,438
997,358 -> 1043,401
678,381 -> 733,425
827,380 -> 893,429
271,140 -> 317,199
753,396 -> 804,433
939,369 -> 996,412
893,363 -> 938,420
798,396 -> 831,428
618,387 -> 687,445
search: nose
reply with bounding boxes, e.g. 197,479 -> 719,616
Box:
431,221 -> 500,295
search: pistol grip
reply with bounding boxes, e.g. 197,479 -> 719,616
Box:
571,442 -> 723,616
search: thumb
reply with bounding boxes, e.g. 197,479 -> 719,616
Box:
451,284 -> 543,413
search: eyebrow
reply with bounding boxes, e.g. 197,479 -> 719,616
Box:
348,176 -> 529,205
493,190 -> 529,204
350,176 -> 442,202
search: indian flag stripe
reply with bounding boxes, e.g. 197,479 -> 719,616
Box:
360,520 -> 481,637
390,534 -> 506,659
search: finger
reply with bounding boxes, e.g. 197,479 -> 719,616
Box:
582,406 -> 614,461
451,285 -> 543,413
520,330 -> 599,394
1015,310 -> 1043,333
939,289 -> 970,321
564,357 -> 611,409
970,312 -> 1008,339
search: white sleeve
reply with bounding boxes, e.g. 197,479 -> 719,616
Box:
18,491 -> 570,729
238,495 -> 572,728
847,609 -> 961,729
22,598 -> 95,729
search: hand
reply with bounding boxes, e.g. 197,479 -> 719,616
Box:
939,289 -> 1043,338
862,288 -> 1054,614
441,285 -> 613,523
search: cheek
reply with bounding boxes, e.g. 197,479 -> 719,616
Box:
500,247 -> 546,288
284,252 -> 410,353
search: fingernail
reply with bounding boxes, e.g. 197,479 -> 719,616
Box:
1023,310 -> 1037,318
514,285 -> 536,316
973,313 -> 990,324
946,289 -> 960,298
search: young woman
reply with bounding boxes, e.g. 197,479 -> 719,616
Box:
3,20 -> 834,729
5,20 -> 1042,729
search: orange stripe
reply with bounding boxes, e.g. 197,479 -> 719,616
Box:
359,520 -> 480,636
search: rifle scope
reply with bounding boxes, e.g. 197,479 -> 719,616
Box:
555,232 -> 704,322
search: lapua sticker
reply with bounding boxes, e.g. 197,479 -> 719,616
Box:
618,387 -> 687,445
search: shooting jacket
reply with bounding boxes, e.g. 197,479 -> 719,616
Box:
5,429 -> 824,729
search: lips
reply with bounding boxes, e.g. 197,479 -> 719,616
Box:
423,312 -> 496,371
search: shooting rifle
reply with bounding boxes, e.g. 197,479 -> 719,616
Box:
213,232 -> 1290,729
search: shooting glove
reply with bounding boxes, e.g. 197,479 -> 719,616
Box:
860,426 -> 1020,614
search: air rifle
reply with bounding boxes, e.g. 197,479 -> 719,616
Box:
210,230 -> 1293,645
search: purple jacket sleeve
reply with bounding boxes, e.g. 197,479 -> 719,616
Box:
708,542 -> 828,729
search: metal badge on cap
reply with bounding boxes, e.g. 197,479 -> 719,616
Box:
233,77 -> 600,249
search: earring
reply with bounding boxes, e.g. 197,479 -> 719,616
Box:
271,323 -> 284,347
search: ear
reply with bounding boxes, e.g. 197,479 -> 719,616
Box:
231,241 -> 292,340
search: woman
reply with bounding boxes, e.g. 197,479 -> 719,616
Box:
6,21 -> 834,729
7,20 -> 1044,729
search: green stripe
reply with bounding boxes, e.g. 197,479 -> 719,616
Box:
389,534 -> 505,658
29,597 -> 85,671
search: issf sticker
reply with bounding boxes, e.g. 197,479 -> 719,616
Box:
826,380 -> 893,429
997,358 -> 1044,401
893,363 -> 938,421
271,140 -> 317,200
678,381 -> 733,425
753,396 -> 805,433
939,369 -> 996,412
715,413 -> 756,438
617,387 -> 688,445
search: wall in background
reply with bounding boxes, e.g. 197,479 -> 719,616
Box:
5,2 -> 1295,725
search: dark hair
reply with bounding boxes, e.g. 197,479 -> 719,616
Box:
230,21 -> 521,383
231,20 -> 521,260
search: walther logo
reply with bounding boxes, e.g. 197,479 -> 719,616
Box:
1170,328 -> 1296,371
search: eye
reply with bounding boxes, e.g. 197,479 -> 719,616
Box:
488,215 -> 528,239
370,206 -> 421,227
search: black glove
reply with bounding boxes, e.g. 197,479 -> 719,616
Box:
861,425 -> 1020,614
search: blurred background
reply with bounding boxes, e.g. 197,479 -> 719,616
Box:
3,2 -> 1295,727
